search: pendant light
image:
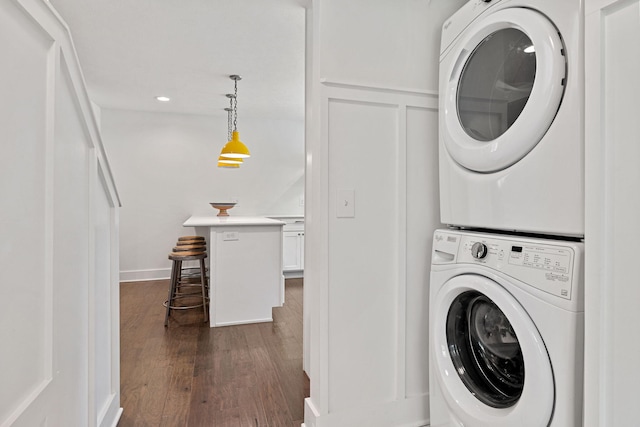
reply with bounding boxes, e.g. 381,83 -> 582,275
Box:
217,162 -> 240,168
220,75 -> 251,159
218,102 -> 243,167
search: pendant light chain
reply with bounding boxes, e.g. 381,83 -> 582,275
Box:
233,78 -> 238,131
226,97 -> 233,141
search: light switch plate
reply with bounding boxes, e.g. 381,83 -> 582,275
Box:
336,189 -> 355,218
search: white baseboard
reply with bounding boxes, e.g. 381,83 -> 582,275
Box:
119,268 -> 171,282
106,408 -> 123,427
284,270 -> 304,279
303,394 -> 429,427
103,408 -> 124,427
303,397 -> 320,427
122,269 -> 303,282
98,393 -> 122,427
213,317 -> 273,327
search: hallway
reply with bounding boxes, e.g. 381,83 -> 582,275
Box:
118,279 -> 308,426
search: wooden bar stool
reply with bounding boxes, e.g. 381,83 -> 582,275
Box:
164,249 -> 208,326
173,244 -> 206,252
173,237 -> 206,287
175,236 -> 207,277
178,236 -> 205,243
176,240 -> 205,246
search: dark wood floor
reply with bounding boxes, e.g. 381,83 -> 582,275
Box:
119,278 -> 309,427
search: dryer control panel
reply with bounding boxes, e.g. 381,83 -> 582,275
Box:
432,230 -> 582,301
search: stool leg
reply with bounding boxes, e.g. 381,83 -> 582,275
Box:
164,260 -> 179,327
175,260 -> 183,294
200,258 -> 208,323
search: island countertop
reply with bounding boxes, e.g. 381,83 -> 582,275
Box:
183,215 -> 285,227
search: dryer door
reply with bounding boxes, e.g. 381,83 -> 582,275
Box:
431,274 -> 554,427
441,8 -> 566,172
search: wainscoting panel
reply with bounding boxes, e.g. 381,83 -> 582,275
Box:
1,1 -> 121,426
405,106 -> 440,400
51,46 -> 92,426
91,159 -> 121,427
0,1 -> 54,424
306,80 -> 440,427
327,97 -> 400,413
585,0 -> 640,425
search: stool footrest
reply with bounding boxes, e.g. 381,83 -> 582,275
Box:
163,296 -> 209,310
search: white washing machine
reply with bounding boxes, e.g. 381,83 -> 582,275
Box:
429,229 -> 584,427
439,0 -> 584,238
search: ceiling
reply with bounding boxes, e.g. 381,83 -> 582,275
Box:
48,0 -> 306,120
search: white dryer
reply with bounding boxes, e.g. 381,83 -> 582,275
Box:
438,0 -> 584,237
429,229 -> 584,427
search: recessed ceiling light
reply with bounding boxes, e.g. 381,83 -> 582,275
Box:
155,96 -> 171,102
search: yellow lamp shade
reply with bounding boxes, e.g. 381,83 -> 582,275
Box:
220,130 -> 250,158
218,161 -> 240,168
218,155 -> 243,165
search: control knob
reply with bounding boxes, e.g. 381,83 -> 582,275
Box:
471,242 -> 488,259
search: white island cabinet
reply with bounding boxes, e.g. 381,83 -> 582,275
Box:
183,215 -> 285,327
268,216 -> 305,277
283,223 -> 305,273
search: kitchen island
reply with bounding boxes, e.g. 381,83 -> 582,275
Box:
183,215 -> 285,327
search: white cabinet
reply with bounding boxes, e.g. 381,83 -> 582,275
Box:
183,216 -> 285,327
283,221 -> 305,274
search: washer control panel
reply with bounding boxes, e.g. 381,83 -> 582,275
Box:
433,230 -> 581,300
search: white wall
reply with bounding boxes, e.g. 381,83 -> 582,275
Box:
304,1 -> 465,426
0,0 -> 121,426
319,0 -> 462,91
99,108 -> 304,281
584,0 -> 640,425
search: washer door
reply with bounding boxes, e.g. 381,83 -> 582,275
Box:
431,274 -> 554,427
441,8 -> 566,172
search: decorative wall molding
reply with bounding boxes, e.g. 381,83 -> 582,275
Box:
320,78 -> 439,98
305,79 -> 440,426
584,0 -> 640,425
2,1 -> 121,425
38,0 -> 121,208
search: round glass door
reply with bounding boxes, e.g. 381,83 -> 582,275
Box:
457,29 -> 536,142
447,291 -> 525,408
431,274 -> 554,427
441,8 -> 566,173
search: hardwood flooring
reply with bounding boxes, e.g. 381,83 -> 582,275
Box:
119,278 -> 309,427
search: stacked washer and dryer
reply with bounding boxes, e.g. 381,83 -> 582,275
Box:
429,0 -> 585,426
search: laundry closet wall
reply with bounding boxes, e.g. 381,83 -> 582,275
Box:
303,1 -> 466,425
0,0 -> 121,426
584,0 -> 640,424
